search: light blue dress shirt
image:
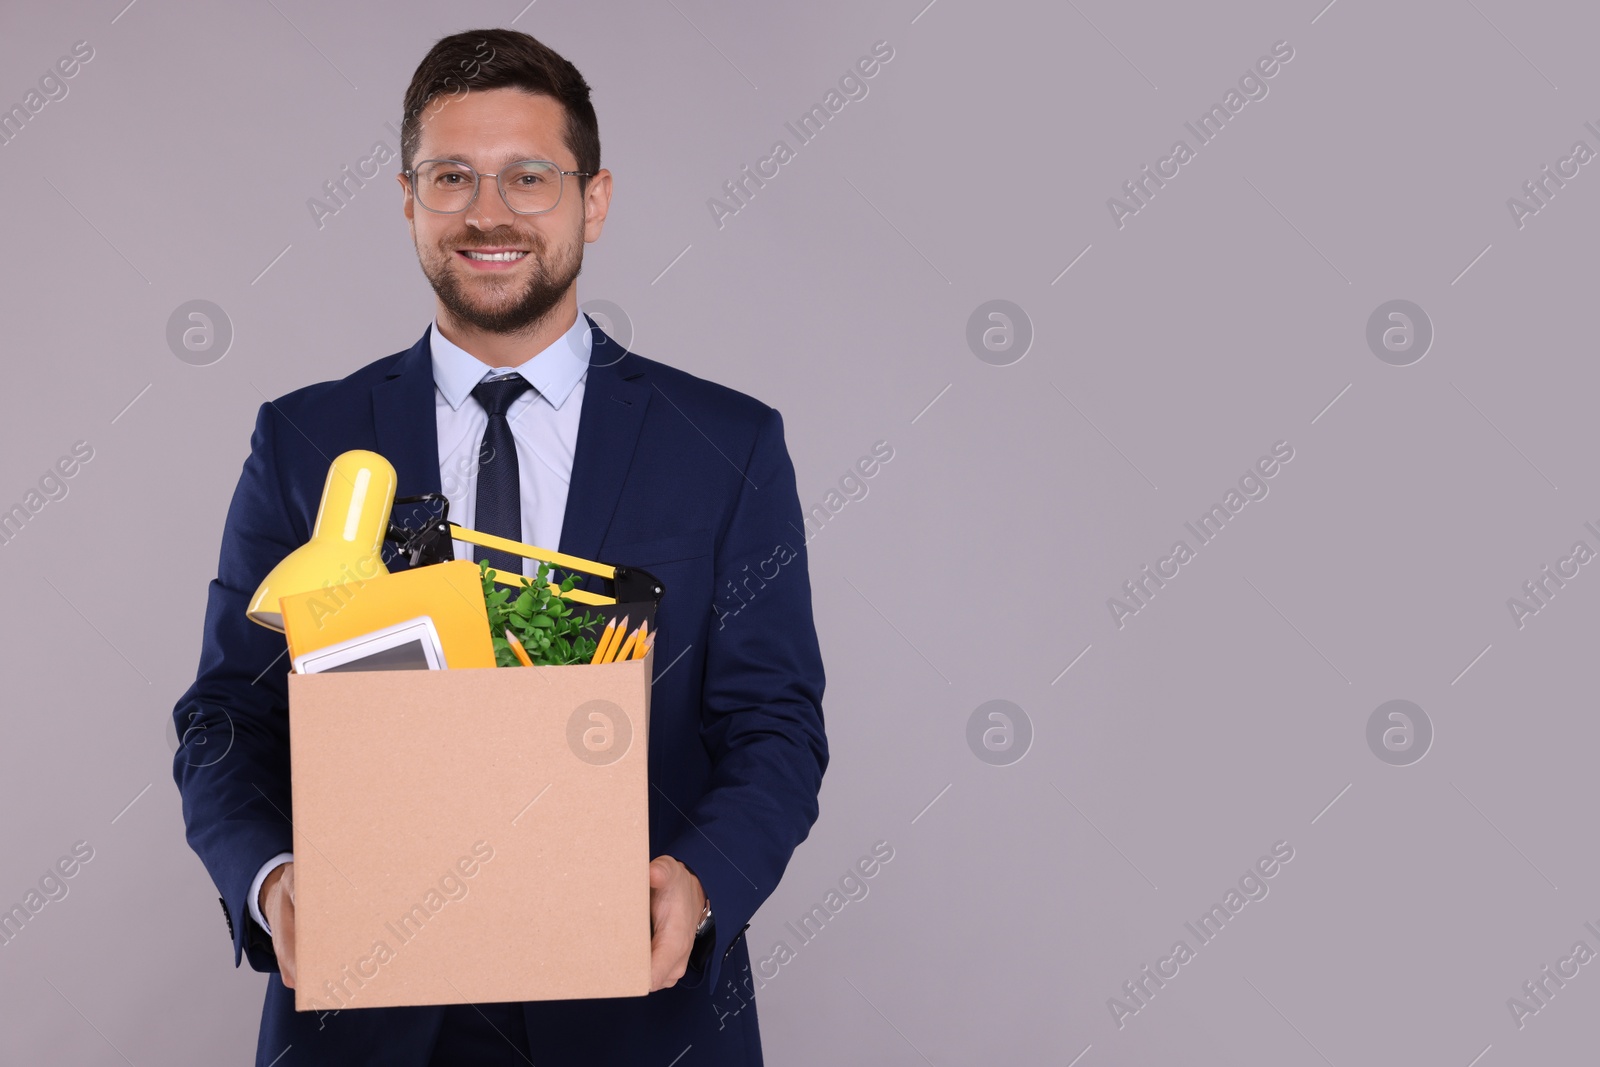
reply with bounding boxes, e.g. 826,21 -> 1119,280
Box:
248,312 -> 593,936
430,313 -> 591,578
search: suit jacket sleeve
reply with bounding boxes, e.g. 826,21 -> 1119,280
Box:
172,401 -> 301,972
664,405 -> 829,997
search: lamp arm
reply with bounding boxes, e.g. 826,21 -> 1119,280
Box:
385,496 -> 664,607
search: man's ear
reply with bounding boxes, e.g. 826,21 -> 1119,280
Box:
581,169 -> 612,244
398,172 -> 415,222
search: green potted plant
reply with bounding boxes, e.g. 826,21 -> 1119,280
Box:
479,558 -> 605,667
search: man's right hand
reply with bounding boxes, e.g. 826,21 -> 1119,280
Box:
260,862 -> 297,988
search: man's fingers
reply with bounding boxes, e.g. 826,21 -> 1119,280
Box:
647,859 -> 670,889
272,865 -> 298,988
277,931 -> 296,989
648,907 -> 691,991
648,881 -> 668,925
279,908 -> 297,989
644,856 -> 697,991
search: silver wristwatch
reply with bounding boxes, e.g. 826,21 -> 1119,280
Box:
694,897 -> 713,938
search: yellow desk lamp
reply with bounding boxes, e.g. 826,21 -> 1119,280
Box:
246,450 -> 663,633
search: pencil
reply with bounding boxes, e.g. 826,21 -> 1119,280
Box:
504,630 -> 534,667
611,626 -> 641,663
629,619 -> 649,659
631,632 -> 653,660
589,615 -> 621,664
594,614 -> 627,664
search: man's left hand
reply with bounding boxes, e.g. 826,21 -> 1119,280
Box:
648,855 -> 708,991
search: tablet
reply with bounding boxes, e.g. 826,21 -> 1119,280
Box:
292,616 -> 447,674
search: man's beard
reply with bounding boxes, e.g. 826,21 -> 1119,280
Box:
421,225 -> 583,335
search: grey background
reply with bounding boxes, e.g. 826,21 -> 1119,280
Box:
0,0 -> 1594,1063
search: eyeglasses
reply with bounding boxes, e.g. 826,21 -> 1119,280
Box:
403,158 -> 593,216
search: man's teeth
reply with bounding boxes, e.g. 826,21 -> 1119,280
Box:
464,250 -> 526,262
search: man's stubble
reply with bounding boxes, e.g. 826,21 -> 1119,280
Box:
418,221 -> 584,337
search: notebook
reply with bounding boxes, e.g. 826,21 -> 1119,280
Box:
279,559 -> 498,670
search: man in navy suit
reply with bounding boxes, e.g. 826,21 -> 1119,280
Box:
171,28 -> 827,1066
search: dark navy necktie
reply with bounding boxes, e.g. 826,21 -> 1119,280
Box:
471,374 -> 535,579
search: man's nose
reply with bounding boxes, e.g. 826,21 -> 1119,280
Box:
465,179 -> 518,230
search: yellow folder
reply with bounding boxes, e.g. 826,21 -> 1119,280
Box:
279,559 -> 497,669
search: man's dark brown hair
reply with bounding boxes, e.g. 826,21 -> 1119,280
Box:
400,28 -> 600,193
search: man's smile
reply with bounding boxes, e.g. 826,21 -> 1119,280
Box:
456,247 -> 530,270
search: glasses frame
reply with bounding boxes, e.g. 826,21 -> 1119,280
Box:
403,158 -> 595,216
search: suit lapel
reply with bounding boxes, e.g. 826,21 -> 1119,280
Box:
558,313 -> 651,591
372,328 -> 443,571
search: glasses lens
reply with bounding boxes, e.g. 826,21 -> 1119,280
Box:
500,161 -> 563,213
414,161 -> 478,212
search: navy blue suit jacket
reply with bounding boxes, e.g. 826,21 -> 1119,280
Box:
171,317 -> 828,1066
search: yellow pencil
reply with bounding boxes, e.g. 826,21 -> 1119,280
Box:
585,614 -> 614,662
611,626 -> 641,663
629,619 -> 649,659
504,630 -> 534,667
631,632 -> 653,660
601,614 -> 630,662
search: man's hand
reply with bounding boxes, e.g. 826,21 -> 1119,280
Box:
261,862 -> 297,989
648,855 -> 707,991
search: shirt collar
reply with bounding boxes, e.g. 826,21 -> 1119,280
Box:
430,313 -> 592,413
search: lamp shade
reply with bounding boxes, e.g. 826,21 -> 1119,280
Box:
246,450 -> 398,631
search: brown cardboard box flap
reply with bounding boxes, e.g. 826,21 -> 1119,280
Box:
286,651 -> 652,1011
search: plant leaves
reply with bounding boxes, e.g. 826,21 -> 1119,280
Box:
480,558 -> 636,666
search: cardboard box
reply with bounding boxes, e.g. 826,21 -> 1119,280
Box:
285,649 -> 653,1011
